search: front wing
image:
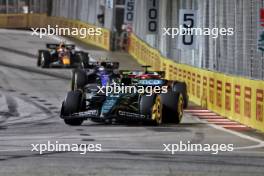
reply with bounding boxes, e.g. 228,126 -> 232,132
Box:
61,109 -> 150,122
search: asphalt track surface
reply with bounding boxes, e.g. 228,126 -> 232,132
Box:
0,29 -> 264,176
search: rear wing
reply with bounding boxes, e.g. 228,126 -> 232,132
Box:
120,70 -> 165,78
119,70 -> 142,76
86,61 -> 119,69
101,61 -> 119,69
46,44 -> 75,50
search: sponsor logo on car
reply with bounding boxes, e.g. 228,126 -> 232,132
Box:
118,110 -> 145,118
73,110 -> 98,117
138,79 -> 164,85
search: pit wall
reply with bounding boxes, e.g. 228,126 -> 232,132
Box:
0,13 -> 263,132
128,33 -> 264,132
0,13 -> 110,50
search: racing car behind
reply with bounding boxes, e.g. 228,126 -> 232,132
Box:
37,42 -> 90,68
71,61 -> 120,91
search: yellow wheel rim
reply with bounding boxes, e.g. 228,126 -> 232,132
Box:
152,96 -> 162,124
178,94 -> 184,122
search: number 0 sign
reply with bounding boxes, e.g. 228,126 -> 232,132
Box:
178,9 -> 197,50
146,0 -> 159,34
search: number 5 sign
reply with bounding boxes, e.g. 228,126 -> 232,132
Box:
178,9 -> 197,50
124,0 -> 135,24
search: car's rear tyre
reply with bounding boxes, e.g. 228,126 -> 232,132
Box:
139,94 -> 156,116
172,82 -> 188,109
38,50 -> 51,68
160,91 -> 184,124
61,90 -> 84,126
139,94 -> 163,125
151,95 -> 163,125
71,69 -> 87,90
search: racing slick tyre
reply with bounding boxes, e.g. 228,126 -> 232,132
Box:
37,51 -> 41,66
38,50 -> 51,68
71,69 -> 87,90
139,94 -> 156,116
64,118 -> 83,126
139,94 -> 162,125
151,95 -> 163,125
61,90 -> 84,126
172,82 -> 188,109
160,91 -> 184,124
75,52 -> 89,68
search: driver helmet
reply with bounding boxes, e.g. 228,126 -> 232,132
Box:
59,41 -> 66,49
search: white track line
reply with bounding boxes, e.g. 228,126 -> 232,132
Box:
196,118 -> 264,150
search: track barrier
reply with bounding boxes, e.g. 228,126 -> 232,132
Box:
128,33 -> 264,132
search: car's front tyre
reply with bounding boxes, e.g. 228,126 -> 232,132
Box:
71,69 -> 87,90
75,52 -> 90,68
64,119 -> 83,126
38,50 -> 51,68
61,90 -> 84,126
